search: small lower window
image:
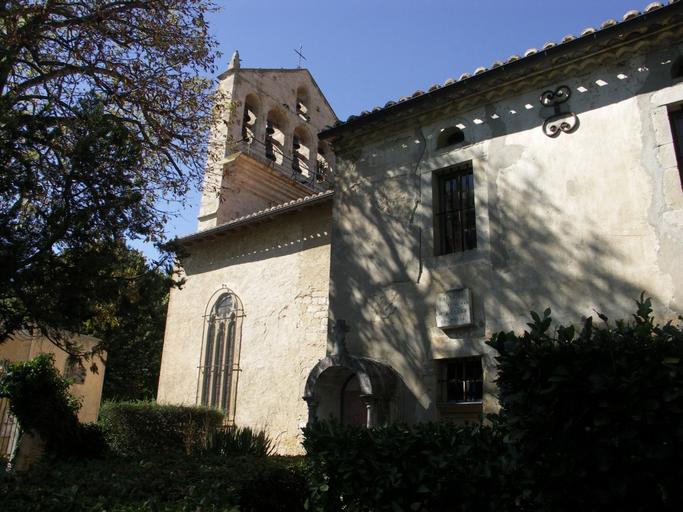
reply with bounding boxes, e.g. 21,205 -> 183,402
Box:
438,357 -> 483,403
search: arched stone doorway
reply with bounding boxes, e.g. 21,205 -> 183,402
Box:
341,374 -> 365,426
303,354 -> 396,428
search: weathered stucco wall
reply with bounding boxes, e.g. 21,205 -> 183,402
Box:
158,203 -> 331,454
328,44 -> 683,423
0,333 -> 106,423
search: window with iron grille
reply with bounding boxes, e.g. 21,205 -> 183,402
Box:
438,357 -> 483,403
434,164 -> 477,256
199,293 -> 242,416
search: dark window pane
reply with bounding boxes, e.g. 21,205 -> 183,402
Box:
215,295 -> 233,317
221,318 -> 235,411
447,381 -> 464,402
440,357 -> 483,403
435,166 -> 476,255
201,321 -> 216,405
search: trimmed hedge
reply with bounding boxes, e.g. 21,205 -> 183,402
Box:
99,401 -> 223,456
304,298 -> 683,512
0,452 -> 307,512
489,297 -> 683,511
303,421 -> 510,512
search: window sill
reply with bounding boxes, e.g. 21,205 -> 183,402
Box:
436,400 -> 483,408
436,401 -> 483,424
430,248 -> 485,268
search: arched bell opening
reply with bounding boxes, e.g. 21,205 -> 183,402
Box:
292,125 -> 311,176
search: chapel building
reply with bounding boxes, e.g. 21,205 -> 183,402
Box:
158,2 -> 683,454
157,52 -> 337,453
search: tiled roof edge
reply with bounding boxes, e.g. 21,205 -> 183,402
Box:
320,1 -> 681,139
178,190 -> 334,244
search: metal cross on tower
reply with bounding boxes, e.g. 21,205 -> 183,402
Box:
294,45 -> 307,68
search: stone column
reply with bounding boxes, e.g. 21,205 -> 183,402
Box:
303,396 -> 319,424
361,395 -> 375,428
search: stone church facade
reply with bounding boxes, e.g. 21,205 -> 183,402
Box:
159,2 -> 683,453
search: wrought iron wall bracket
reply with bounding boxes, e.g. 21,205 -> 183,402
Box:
540,85 -> 578,137
543,112 -> 579,137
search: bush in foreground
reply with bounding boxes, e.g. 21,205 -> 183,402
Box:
0,453 -> 307,512
205,425 -> 274,458
0,354 -> 106,459
304,298 -> 683,511
303,420 -> 510,512
490,296 -> 683,510
99,401 -> 224,456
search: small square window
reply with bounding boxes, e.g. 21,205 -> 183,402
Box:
438,357 -> 483,403
433,164 -> 477,256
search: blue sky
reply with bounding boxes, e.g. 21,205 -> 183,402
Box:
133,0 -> 646,258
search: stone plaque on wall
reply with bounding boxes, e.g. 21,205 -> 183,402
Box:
436,288 -> 473,329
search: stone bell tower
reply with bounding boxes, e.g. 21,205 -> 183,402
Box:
197,51 -> 338,231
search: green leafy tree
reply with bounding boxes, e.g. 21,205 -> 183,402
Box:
88,245 -> 171,401
0,353 -> 106,457
0,0 -> 221,350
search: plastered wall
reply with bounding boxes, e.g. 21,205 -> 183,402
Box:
0,333 -> 106,423
328,44 -> 683,424
158,203 -> 331,454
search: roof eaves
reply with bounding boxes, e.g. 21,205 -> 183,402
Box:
178,190 -> 334,245
320,1 -> 682,139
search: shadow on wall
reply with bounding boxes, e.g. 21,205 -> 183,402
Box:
331,164 -> 648,421
481,169 -> 645,326
327,51 -> 676,420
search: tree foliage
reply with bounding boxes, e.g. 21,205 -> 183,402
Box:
0,353 -> 106,458
87,245 -> 171,400
0,0 -> 221,348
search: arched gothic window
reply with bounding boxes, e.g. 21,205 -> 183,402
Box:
199,291 -> 243,417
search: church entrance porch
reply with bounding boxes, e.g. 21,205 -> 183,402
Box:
303,322 -> 397,428
341,374 -> 365,426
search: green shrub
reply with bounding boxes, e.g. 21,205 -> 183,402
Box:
488,296 -> 683,511
205,425 -> 274,457
99,401 -> 223,456
303,420 -> 510,512
303,298 -> 683,512
0,452 -> 306,511
0,353 -> 107,458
